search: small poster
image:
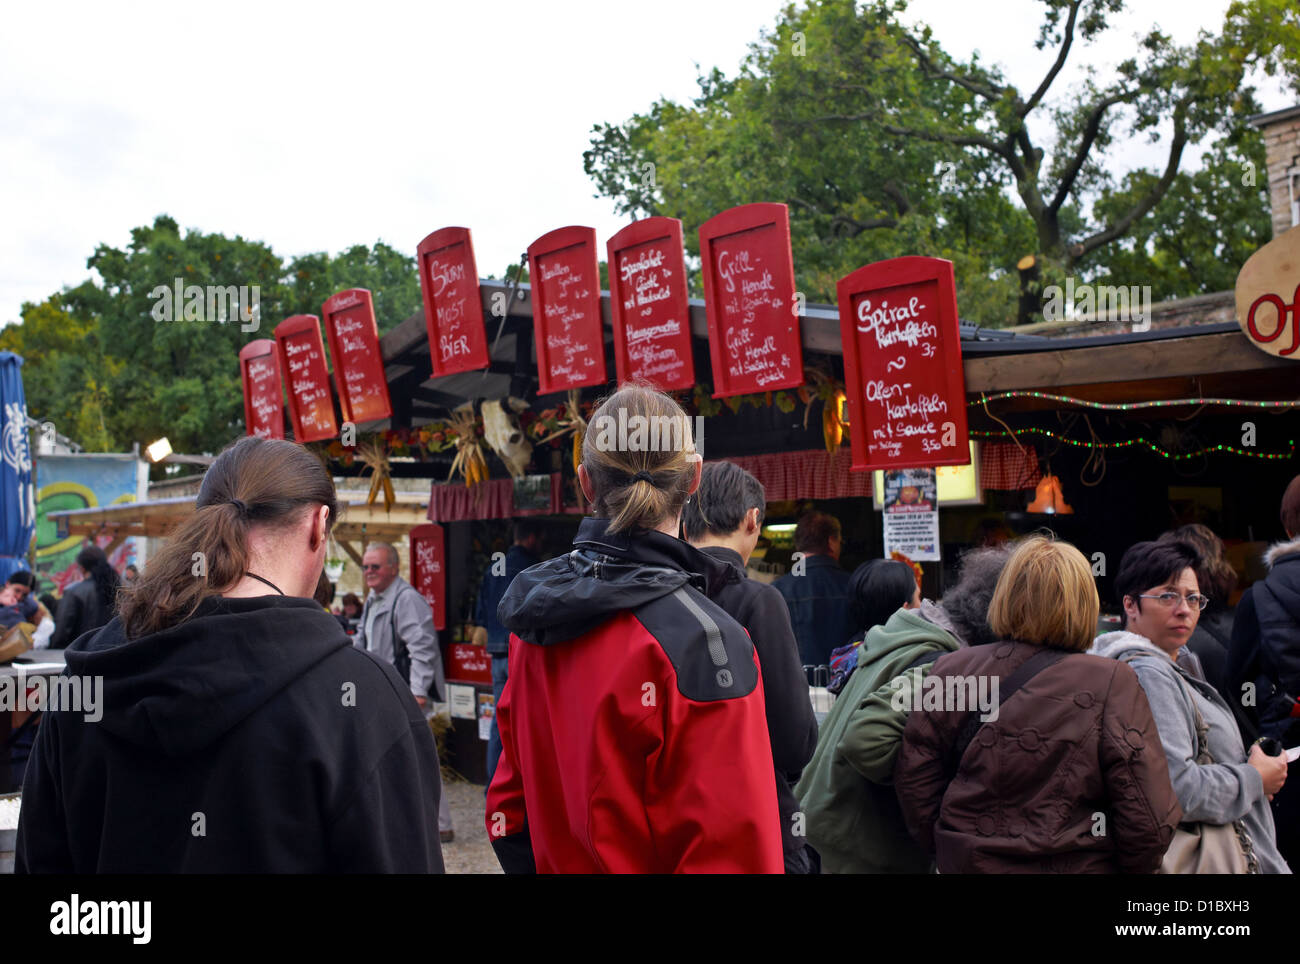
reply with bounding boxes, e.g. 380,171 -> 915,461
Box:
478,692 -> 495,742
882,467 -> 939,562
447,683 -> 476,721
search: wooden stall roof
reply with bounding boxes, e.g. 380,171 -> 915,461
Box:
376,281 -> 1297,425
50,495 -> 430,568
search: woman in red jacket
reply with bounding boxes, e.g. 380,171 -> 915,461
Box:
486,385 -> 783,873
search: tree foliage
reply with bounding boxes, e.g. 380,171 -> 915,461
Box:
585,0 -> 1298,322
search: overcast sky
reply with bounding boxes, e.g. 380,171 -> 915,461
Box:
1,0 -> 1291,326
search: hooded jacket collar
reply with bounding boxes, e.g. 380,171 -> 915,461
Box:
64,595 -> 350,757
498,517 -> 731,647
1265,536 -> 1300,570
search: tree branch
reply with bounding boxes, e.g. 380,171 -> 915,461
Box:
898,32 -> 1005,101
831,214 -> 899,237
1048,90 -> 1134,214
1020,0 -> 1082,116
1071,103 -> 1190,260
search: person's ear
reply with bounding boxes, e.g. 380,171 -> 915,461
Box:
688,456 -> 702,497
746,507 -> 761,535
309,505 -> 329,552
577,464 -> 595,503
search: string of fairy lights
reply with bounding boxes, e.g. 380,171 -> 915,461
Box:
969,392 -> 1299,461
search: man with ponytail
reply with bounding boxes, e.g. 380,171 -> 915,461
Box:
487,385 -> 783,873
16,436 -> 445,873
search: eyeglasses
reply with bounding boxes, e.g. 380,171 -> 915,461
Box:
1137,592 -> 1209,611
362,564 -> 386,572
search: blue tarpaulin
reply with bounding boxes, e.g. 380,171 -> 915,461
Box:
0,352 -> 35,583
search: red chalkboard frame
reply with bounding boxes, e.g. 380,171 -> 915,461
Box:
606,217 -> 695,392
417,226 -> 491,377
274,314 -> 339,444
836,256 -> 970,472
409,523 -> 446,631
527,225 -> 608,396
238,339 -> 285,440
321,288 -> 393,426
698,202 -> 803,397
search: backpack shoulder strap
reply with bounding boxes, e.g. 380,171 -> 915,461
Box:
947,646 -> 1068,776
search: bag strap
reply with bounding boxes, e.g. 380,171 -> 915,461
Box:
946,646 -> 1067,777
902,648 -> 944,673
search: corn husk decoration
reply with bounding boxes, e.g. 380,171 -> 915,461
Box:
446,406 -> 490,488
356,439 -> 396,512
823,390 -> 846,455
802,370 -> 847,456
531,390 -> 588,473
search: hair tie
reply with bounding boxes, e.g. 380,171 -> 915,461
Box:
633,471 -> 655,485
230,499 -> 248,515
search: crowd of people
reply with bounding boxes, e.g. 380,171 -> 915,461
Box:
9,382 -> 1300,874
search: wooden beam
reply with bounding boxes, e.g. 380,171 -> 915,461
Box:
963,331 -> 1298,393
337,540 -> 365,568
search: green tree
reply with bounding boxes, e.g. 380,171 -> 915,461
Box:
586,0 -> 1299,323
286,241 -> 422,335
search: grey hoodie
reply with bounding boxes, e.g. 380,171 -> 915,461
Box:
1092,631 -> 1290,874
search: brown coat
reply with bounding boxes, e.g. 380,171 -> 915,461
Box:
894,640 -> 1181,873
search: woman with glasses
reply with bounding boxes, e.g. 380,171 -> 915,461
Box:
1094,539 -> 1290,873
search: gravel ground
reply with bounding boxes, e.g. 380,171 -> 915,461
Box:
440,777 -> 501,874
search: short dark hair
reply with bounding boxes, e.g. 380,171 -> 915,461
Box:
1114,540 -> 1199,628
513,519 -> 544,544
1282,474 -> 1300,538
7,570 -> 37,591
1159,524 -> 1235,605
848,559 -> 916,632
681,462 -> 766,542
793,511 -> 841,555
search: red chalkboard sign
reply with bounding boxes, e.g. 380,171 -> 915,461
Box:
239,339 -> 285,440
322,288 -> 392,426
836,256 -> 970,472
417,227 -> 491,376
527,226 -> 608,395
409,523 -> 446,631
699,203 -> 803,397
274,315 -> 338,443
607,217 -> 695,392
447,644 -> 492,684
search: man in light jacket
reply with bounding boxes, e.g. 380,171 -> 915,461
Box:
356,541 -> 451,841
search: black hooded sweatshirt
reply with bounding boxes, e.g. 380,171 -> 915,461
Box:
16,595 -> 444,873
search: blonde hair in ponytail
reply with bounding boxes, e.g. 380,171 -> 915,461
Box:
582,385 -> 698,534
118,437 -> 339,639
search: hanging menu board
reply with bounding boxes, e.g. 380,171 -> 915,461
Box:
239,339 -> 285,440
527,226 -> 608,395
321,288 -> 392,426
274,315 -> 338,444
836,256 -> 970,472
417,226 -> 491,376
699,203 -> 803,397
606,217 -> 695,392
409,523 -> 446,631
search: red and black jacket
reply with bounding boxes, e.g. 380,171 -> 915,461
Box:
485,517 -> 783,873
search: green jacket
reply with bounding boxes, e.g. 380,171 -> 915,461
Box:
795,607 -> 959,873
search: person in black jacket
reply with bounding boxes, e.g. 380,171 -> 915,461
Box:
1226,473 -> 1300,866
48,545 -> 119,649
682,460 -> 819,873
16,436 -> 445,873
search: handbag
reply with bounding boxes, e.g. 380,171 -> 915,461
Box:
1132,659 -> 1260,875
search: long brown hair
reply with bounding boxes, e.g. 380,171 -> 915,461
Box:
582,385 -> 697,534
119,437 -> 339,638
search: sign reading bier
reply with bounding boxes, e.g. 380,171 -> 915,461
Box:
322,288 -> 393,425
606,217 -> 695,392
837,256 -> 970,472
700,203 -> 803,397
528,226 -> 607,395
409,523 -> 446,631
274,315 -> 338,443
417,227 -> 491,376
239,339 -> 285,440
1236,222 -> 1300,360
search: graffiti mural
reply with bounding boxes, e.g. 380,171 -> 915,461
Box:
35,455 -> 144,594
